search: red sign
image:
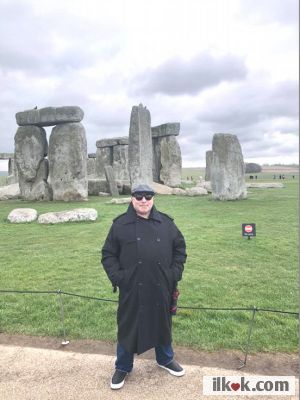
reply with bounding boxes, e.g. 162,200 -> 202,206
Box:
244,225 -> 253,233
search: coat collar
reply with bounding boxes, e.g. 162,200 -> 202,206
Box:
121,202 -> 162,224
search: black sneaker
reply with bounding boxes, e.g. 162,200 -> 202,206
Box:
110,370 -> 128,390
158,360 -> 185,376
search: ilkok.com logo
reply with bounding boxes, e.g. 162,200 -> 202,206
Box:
203,376 -> 295,396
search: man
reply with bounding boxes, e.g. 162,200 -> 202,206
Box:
101,183 -> 187,390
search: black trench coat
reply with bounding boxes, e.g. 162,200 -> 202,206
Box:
101,203 -> 187,355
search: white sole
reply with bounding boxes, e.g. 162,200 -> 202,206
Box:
110,379 -> 125,390
158,364 -> 185,376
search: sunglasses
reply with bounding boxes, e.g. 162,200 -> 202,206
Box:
132,193 -> 154,201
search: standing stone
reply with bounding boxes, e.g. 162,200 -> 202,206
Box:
152,123 -> 182,187
104,165 -> 119,197
211,133 -> 247,200
205,150 -> 213,181
95,147 -> 112,179
14,125 -> 51,200
7,155 -> 19,184
159,136 -> 182,187
87,157 -> 96,176
113,144 -> 129,181
48,122 -> 88,201
128,104 -> 153,188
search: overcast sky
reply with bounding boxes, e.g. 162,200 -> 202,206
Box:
0,0 -> 298,170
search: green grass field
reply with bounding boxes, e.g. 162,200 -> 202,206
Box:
0,177 -> 298,352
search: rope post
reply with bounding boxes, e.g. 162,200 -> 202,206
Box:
57,289 -> 69,346
238,306 -> 257,369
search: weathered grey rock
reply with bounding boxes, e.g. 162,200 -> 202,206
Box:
113,144 -> 129,181
196,180 -> 212,192
8,208 -> 38,223
107,197 -> 131,204
96,137 -> 128,148
98,192 -> 110,196
38,208 -> 97,224
88,179 -> 108,195
7,155 -> 19,184
0,183 -> 20,200
87,158 -> 96,176
205,151 -> 213,181
95,147 -> 112,179
88,153 -> 96,158
104,165 -> 119,197
172,188 -> 186,195
247,182 -> 284,188
159,136 -> 182,187
152,182 -> 173,194
14,125 -> 51,200
16,106 -> 84,127
185,187 -> 208,196
48,122 -> 88,201
211,133 -> 247,200
151,123 -> 180,138
128,104 -> 153,187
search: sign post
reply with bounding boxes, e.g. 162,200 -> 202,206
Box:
242,223 -> 256,240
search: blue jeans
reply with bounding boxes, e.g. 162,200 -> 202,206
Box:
115,342 -> 174,373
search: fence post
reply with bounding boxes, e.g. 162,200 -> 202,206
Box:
238,306 -> 257,368
57,289 -> 69,345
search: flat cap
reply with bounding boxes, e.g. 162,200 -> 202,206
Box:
131,183 -> 155,194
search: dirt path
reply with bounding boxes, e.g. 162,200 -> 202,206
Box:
0,334 -> 298,400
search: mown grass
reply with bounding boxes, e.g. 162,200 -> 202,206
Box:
0,177 -> 298,352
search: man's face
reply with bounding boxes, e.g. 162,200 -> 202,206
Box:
131,192 -> 154,218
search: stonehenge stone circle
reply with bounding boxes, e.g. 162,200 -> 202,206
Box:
211,133 -> 247,200
48,122 -> 88,201
14,125 -> 51,200
16,106 -> 84,127
128,104 -> 153,187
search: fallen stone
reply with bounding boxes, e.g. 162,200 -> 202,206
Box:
185,187 -> 208,196
16,106 -> 84,127
0,184 -> 20,200
247,182 -> 284,188
107,197 -> 131,204
152,182 -> 173,194
196,180 -> 212,192
38,208 -> 97,224
8,208 -> 38,223
98,192 -> 110,196
172,188 -> 186,195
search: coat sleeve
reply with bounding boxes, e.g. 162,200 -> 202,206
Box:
101,224 -> 125,287
171,224 -> 187,283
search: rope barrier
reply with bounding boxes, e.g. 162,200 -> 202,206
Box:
0,288 -> 298,368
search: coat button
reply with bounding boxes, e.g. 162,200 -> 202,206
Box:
138,282 -> 143,286
137,237 -> 141,241
157,261 -> 161,265
138,260 -> 142,264
156,238 -> 161,242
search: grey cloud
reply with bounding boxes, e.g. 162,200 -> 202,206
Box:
197,80 -> 299,137
130,52 -> 247,96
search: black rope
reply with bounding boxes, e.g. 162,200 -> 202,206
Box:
0,289 -> 298,315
